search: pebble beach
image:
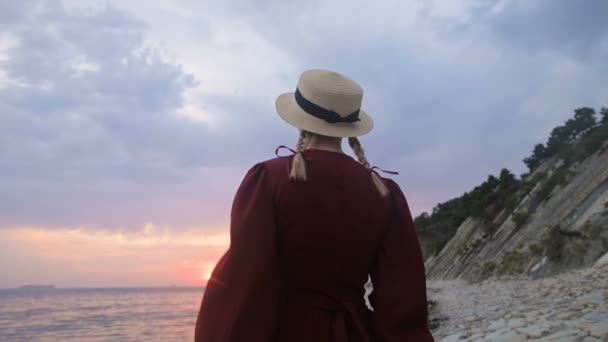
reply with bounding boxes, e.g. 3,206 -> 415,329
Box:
429,262 -> 608,341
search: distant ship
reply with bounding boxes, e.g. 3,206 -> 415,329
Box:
19,284 -> 56,289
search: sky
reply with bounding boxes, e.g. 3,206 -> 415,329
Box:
0,0 -> 607,288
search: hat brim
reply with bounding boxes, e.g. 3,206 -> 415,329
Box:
275,92 -> 374,138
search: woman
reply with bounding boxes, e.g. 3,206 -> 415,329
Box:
195,69 -> 434,341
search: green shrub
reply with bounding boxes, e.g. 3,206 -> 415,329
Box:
481,261 -> 497,277
433,235 -> 452,256
499,250 -> 527,275
529,243 -> 543,256
532,172 -> 548,183
470,239 -> 482,250
512,211 -> 531,229
542,225 -> 565,262
504,196 -> 519,213
537,168 -> 570,202
583,219 -> 592,230
519,180 -> 535,197
580,124 -> 608,156
484,222 -> 500,235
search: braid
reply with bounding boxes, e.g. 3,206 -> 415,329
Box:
296,130 -> 308,152
348,137 -> 371,168
349,137 -> 389,197
290,130 -> 309,181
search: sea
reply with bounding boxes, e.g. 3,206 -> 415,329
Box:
0,287 -> 204,342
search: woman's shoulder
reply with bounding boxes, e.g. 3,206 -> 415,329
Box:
239,156 -> 290,187
382,176 -> 401,192
257,154 -> 291,174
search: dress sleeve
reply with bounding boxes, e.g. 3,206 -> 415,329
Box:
195,162 -> 282,342
369,179 -> 435,342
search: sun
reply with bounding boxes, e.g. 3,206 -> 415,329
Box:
201,269 -> 212,282
199,261 -> 218,283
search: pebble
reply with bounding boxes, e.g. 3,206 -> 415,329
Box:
439,332 -> 462,342
516,324 -> 547,338
583,310 -> 608,321
487,319 -> 506,331
582,337 -> 604,342
507,318 -> 525,328
539,336 -> 578,342
586,321 -> 608,338
428,263 -> 608,340
494,331 -> 526,342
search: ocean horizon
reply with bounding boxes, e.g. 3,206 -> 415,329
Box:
0,286 -> 205,341
1,285 -> 204,290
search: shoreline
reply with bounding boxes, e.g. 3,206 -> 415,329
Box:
428,263 -> 608,341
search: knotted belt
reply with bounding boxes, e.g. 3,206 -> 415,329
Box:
287,287 -> 373,342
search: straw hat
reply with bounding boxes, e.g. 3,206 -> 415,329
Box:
275,69 -> 374,137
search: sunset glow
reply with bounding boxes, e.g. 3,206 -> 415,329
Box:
201,261 -> 219,282
0,225 -> 229,288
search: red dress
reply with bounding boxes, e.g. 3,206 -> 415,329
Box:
195,149 -> 435,342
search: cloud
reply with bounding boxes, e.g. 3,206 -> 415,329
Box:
0,1 -> 249,229
1,0 -> 607,235
476,0 -> 608,61
0,1 -> 198,177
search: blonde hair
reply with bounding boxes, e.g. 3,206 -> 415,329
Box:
289,130 -> 309,181
348,137 -> 389,197
289,130 -> 389,197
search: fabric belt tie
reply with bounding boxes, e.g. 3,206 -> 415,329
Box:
288,288 -> 372,342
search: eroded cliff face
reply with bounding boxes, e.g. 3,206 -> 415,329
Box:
424,143 -> 608,282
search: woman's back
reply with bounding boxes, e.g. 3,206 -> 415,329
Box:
274,149 -> 391,289
195,69 -> 434,341
271,149 -> 392,341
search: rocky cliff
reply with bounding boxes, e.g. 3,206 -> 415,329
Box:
421,108 -> 608,282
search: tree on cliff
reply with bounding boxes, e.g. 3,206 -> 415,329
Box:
498,168 -> 517,190
601,107 -> 608,125
568,107 -> 597,138
524,107 -> 598,172
414,212 -> 431,228
546,125 -> 571,155
523,144 -> 549,171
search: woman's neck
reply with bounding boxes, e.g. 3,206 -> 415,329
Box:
306,135 -> 344,153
